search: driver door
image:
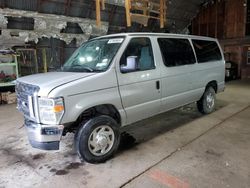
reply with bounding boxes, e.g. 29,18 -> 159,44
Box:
116,37 -> 161,125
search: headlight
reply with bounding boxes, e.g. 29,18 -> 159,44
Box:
38,97 -> 64,124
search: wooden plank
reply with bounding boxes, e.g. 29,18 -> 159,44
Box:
125,0 -> 131,27
96,0 -> 101,27
160,0 -> 164,28
150,10 -> 160,14
123,0 -> 167,28
151,2 -> 160,8
131,14 -> 149,26
101,0 -> 105,10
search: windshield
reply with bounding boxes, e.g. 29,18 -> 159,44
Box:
62,37 -> 124,72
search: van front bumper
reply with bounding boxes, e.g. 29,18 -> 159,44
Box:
25,120 -> 64,150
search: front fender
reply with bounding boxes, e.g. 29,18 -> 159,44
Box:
61,87 -> 126,126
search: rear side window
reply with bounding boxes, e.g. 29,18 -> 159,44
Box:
192,40 -> 222,63
158,38 -> 196,67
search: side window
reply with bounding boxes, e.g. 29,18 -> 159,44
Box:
192,40 -> 222,63
157,38 -> 196,67
120,38 -> 155,73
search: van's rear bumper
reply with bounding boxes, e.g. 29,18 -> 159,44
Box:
25,120 -> 64,150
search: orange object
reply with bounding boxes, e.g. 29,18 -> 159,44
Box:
148,169 -> 189,188
53,105 -> 64,112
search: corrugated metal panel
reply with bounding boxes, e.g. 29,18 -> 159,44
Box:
7,17 -> 34,30
1,0 -> 212,33
41,1 -> 65,15
6,0 -> 38,11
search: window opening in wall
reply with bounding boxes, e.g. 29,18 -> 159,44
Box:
7,17 -> 34,30
247,50 -> 250,65
10,31 -> 19,37
60,22 -> 84,34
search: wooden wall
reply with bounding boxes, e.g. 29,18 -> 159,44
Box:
191,0 -> 246,39
225,0 -> 246,38
191,0 -> 250,79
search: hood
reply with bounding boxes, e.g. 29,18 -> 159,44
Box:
17,72 -> 96,96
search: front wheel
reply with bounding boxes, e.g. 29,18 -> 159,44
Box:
75,115 -> 120,163
197,86 -> 216,114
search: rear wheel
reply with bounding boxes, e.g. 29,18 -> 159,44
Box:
197,86 -> 216,114
75,115 -> 120,163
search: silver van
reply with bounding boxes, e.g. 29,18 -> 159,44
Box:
16,33 -> 225,163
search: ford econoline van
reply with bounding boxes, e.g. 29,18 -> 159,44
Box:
16,33 -> 225,163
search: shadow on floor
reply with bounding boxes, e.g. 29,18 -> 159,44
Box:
118,100 -> 227,152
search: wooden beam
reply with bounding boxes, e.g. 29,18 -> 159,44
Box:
143,1 -> 149,26
143,2 -> 148,22
125,0 -> 131,27
131,13 -> 149,26
164,0 -> 167,27
160,0 -> 165,28
96,0 -> 101,27
101,0 -> 105,10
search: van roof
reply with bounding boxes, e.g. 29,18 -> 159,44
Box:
95,32 -> 217,41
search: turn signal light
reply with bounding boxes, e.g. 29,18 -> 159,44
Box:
53,105 -> 64,112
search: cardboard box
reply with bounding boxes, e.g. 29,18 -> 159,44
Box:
0,92 -> 17,104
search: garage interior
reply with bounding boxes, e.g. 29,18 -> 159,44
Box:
0,0 -> 250,188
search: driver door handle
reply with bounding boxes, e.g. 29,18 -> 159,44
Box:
156,80 -> 160,90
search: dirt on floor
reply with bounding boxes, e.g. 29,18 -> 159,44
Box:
0,80 -> 249,188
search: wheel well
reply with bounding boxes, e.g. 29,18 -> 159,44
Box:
206,81 -> 218,93
72,104 -> 121,131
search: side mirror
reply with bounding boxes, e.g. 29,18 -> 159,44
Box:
121,56 -> 137,73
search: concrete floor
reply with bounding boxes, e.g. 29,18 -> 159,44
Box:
0,80 -> 250,188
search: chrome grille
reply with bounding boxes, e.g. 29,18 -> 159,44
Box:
16,81 -> 39,120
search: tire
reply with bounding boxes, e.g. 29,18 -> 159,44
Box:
197,86 -> 216,114
75,115 -> 120,163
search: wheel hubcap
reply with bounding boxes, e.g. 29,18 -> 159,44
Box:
206,92 -> 215,109
88,125 -> 115,156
